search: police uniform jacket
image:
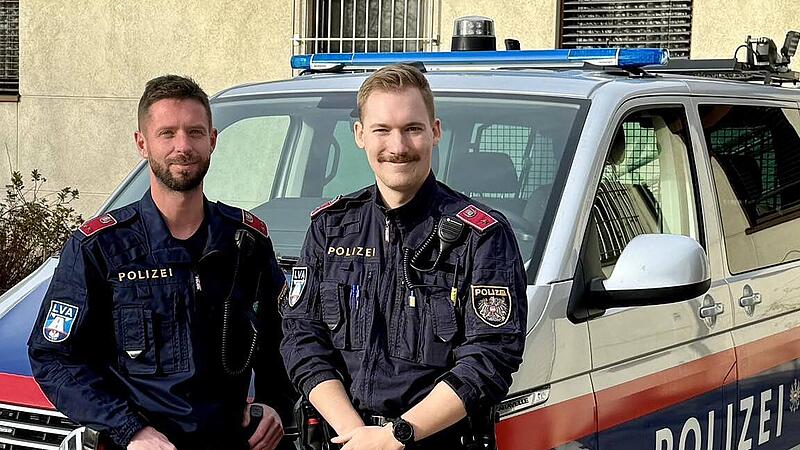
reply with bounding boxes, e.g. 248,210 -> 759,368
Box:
281,173 -> 527,418
28,191 -> 294,448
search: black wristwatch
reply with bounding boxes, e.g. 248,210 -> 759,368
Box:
390,418 -> 415,446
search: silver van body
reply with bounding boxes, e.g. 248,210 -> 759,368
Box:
1,67 -> 800,450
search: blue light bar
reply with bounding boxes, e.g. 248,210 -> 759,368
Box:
291,48 -> 670,71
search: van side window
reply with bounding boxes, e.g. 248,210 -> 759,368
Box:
205,115 -> 290,209
592,107 -> 699,275
699,105 -> 800,274
473,124 -> 556,199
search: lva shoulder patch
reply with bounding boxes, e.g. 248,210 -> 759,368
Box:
288,267 -> 308,307
310,195 -> 342,218
79,213 -> 118,237
456,205 -> 497,232
471,285 -> 511,327
43,301 -> 79,343
242,211 -> 269,238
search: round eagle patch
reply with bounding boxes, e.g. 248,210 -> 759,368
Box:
471,285 -> 512,327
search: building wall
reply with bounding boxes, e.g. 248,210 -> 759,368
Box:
0,102 -> 17,184
14,0 -> 294,216
692,0 -> 800,66
7,0 -> 800,217
440,0 -> 556,51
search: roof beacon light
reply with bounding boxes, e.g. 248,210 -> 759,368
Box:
291,48 -> 670,71
452,16 -> 496,51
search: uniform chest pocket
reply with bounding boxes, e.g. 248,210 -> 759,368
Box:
421,295 -> 458,368
320,281 -> 347,349
112,296 -> 189,376
112,306 -> 156,375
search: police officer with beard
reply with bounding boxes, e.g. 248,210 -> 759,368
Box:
28,76 -> 294,450
281,64 -> 527,450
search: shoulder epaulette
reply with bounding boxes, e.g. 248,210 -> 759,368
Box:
310,195 -> 343,219
456,205 -> 498,232
78,213 -> 119,237
241,210 -> 269,239
215,202 -> 269,239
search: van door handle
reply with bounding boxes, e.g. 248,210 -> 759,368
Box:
699,295 -> 723,327
738,284 -> 761,316
739,293 -> 762,307
739,290 -> 762,316
699,303 -> 724,318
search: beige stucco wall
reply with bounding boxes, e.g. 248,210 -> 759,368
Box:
0,102 -> 17,184
17,0 -> 294,216
692,0 -> 800,68
440,0 -> 557,51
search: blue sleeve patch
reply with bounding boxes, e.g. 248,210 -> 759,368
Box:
43,300 -> 80,343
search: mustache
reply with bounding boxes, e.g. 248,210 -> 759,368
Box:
377,153 -> 420,163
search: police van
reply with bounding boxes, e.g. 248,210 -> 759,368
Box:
2,16 -> 800,450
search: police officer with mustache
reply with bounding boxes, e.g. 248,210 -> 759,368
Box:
28,75 -> 295,450
281,64 -> 527,450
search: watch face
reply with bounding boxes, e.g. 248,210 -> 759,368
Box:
393,420 -> 414,442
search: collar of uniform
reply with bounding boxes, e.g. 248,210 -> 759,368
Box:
373,171 -> 438,227
138,189 -> 222,264
202,201 -> 236,256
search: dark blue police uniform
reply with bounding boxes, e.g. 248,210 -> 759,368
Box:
28,191 -> 295,449
281,173 -> 527,447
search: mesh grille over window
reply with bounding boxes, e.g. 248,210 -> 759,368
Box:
0,0 -> 18,97
558,0 -> 692,59
296,0 -> 438,54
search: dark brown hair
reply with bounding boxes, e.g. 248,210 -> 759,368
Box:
137,75 -> 211,131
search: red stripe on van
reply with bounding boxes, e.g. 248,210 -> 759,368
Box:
0,373 -> 53,409
594,348 -> 736,431
737,325 -> 800,380
496,349 -> 736,449
496,393 -> 596,449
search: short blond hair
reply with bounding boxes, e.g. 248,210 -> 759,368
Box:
357,64 -> 435,121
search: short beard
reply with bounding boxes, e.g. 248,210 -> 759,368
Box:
149,156 -> 210,192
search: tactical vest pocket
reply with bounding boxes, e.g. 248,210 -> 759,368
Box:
156,300 -> 190,375
320,281 -> 347,349
421,296 -> 458,367
391,297 -> 422,363
112,306 -> 156,375
348,271 -> 373,351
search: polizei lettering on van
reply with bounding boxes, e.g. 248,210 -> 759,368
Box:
655,384 -> 786,450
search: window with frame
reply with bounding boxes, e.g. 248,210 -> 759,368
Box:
558,0 -> 693,59
700,104 -> 800,274
293,0 -> 439,54
0,0 -> 18,99
591,107 -> 699,273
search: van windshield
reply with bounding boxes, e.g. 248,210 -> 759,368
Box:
106,92 -> 586,270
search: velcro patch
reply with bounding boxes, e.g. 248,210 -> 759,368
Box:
242,211 -> 269,238
310,195 -> 342,218
456,206 -> 497,232
471,285 -> 511,328
289,267 -> 308,307
43,301 -> 79,343
79,213 -> 117,237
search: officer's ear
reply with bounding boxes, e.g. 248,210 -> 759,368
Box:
134,130 -> 148,159
431,118 -> 442,146
209,127 -> 218,155
354,120 -> 365,149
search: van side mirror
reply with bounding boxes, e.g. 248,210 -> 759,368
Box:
590,234 -> 710,308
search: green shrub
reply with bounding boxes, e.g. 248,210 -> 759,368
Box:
0,169 -> 83,294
